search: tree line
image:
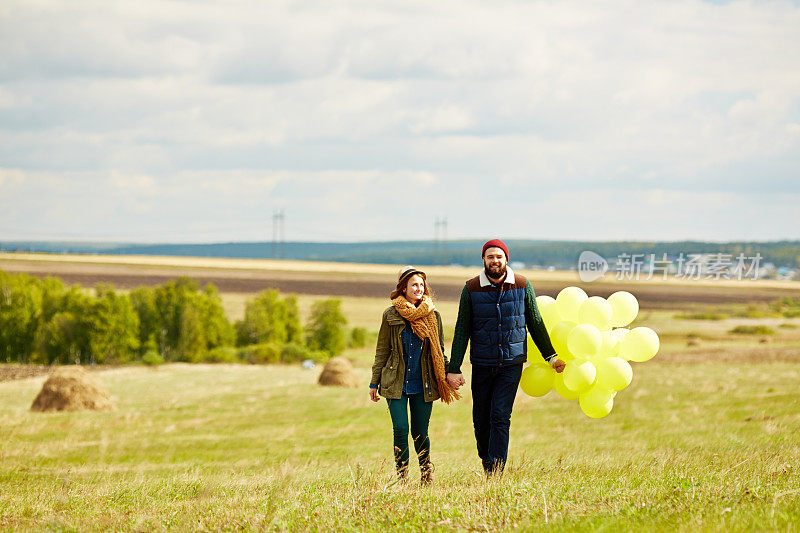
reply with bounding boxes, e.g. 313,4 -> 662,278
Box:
0,270 -> 365,365
6,239 -> 797,269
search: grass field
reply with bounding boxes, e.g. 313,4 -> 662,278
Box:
1,351 -> 799,531
1,252 -> 800,531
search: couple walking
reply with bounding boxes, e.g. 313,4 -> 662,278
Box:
369,239 -> 566,484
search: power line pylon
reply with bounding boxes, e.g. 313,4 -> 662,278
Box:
272,209 -> 285,259
434,216 -> 448,265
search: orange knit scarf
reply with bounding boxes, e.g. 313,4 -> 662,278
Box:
391,295 -> 460,404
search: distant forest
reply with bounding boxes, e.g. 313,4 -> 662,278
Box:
2,240 -> 799,270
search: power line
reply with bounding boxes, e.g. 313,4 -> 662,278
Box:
271,209 -> 285,259
434,216 -> 448,265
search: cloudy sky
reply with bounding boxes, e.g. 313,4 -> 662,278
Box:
1,0 -> 799,243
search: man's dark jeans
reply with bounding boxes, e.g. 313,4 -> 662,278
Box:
471,362 -> 523,474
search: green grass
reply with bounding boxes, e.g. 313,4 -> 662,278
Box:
1,357 -> 799,532
728,325 -> 777,335
674,312 -> 729,321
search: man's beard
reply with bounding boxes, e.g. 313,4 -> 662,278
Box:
484,264 -> 507,281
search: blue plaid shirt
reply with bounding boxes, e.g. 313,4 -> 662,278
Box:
401,323 -> 424,395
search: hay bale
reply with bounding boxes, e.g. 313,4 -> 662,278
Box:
30,367 -> 115,412
317,357 -> 360,388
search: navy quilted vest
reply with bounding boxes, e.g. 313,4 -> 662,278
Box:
467,271 -> 528,366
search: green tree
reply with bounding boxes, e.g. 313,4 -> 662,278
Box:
349,327 -> 368,348
34,286 -> 93,364
305,299 -> 347,357
153,277 -> 198,358
178,304 -> 207,362
87,284 -> 140,364
35,311 -> 83,364
236,289 -> 288,346
284,294 -> 302,344
199,284 -> 235,349
136,277 -> 234,362
1,270 -> 235,365
130,286 -> 160,354
37,276 -> 67,323
0,271 -> 42,363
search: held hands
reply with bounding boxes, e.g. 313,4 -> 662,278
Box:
369,388 -> 380,402
550,358 -> 566,373
446,373 -> 466,389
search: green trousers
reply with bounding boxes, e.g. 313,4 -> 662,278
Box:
387,393 -> 432,473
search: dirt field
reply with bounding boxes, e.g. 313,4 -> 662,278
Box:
0,364 -> 113,383
0,365 -> 51,382
2,252 -> 799,308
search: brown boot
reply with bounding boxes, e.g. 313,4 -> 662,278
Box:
420,462 -> 434,486
394,445 -> 409,483
396,463 -> 409,484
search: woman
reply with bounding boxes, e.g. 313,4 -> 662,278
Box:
369,266 -> 460,485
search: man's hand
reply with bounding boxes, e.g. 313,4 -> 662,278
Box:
550,358 -> 566,373
369,388 -> 380,402
446,373 -> 466,389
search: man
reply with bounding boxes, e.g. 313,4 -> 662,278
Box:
446,239 -> 565,476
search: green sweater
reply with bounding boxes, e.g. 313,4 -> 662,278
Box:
449,280 -> 556,374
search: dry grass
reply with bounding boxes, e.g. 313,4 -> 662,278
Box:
30,367 -> 115,412
2,253 -> 800,530
317,357 -> 360,388
0,357 -> 798,531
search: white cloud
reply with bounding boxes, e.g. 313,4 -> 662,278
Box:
112,172 -> 158,195
499,188 -> 800,242
0,167 -> 25,187
0,0 -> 798,241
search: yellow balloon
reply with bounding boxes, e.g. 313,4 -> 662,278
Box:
550,321 -> 577,359
539,301 -> 563,332
608,291 -> 639,327
595,356 -> 633,391
620,327 -> 660,362
589,351 -> 611,365
526,337 -> 542,363
599,330 -> 621,357
535,295 -> 555,307
612,327 -> 629,339
520,364 -> 555,397
553,372 -> 579,400
567,324 -> 602,359
579,384 -> 614,418
556,286 -> 588,323
563,359 -> 596,393
578,296 -> 613,331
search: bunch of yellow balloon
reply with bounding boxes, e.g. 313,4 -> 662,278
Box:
519,287 -> 659,418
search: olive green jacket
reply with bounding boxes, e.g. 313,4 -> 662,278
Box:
370,306 -> 449,402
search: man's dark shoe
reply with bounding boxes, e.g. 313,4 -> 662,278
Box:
483,460 -> 506,479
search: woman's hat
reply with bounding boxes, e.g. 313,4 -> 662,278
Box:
397,265 -> 426,282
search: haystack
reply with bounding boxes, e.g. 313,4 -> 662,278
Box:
30,367 -> 115,412
317,357 -> 360,388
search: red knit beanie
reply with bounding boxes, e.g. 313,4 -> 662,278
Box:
482,239 -> 509,261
